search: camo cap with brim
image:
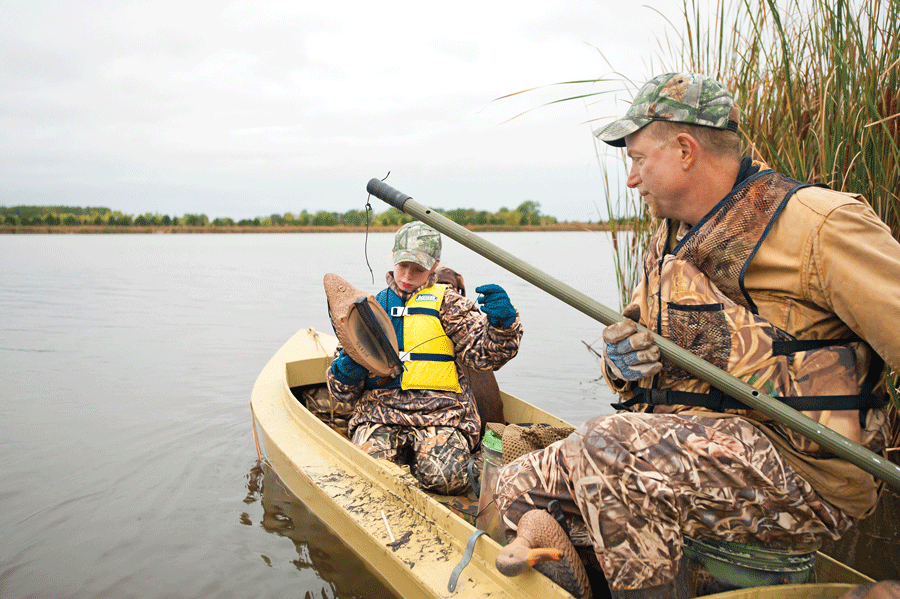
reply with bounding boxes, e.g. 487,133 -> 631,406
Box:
593,73 -> 740,147
392,221 -> 441,269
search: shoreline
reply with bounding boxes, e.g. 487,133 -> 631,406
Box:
0,222 -> 612,234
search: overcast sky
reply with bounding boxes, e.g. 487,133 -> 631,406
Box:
1,0 -> 689,222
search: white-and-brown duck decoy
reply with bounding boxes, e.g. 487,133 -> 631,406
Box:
495,509 -> 592,599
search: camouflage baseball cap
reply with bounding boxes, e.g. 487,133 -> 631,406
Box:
392,221 -> 441,269
594,73 -> 739,147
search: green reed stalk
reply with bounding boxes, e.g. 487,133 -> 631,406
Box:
597,147 -> 654,310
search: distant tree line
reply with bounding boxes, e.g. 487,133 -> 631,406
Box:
0,201 -> 562,228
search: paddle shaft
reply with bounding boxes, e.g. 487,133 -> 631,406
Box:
367,177 -> 900,491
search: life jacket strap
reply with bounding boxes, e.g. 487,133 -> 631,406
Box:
390,306 -> 440,318
615,384 -> 888,414
366,374 -> 401,389
771,337 -> 860,355
400,352 -> 455,362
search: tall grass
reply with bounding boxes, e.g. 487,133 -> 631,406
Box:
597,148 -> 653,311
668,0 -> 900,235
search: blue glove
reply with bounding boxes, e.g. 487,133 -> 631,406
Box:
475,284 -> 517,328
602,320 -> 662,381
331,350 -> 368,385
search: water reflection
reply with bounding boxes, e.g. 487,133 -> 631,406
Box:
243,462 -> 398,599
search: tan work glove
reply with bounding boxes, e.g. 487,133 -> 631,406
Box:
602,319 -> 662,381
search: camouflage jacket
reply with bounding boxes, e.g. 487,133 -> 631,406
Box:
603,161 -> 900,517
327,270 -> 523,450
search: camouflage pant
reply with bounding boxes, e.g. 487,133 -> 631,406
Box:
351,422 -> 471,495
493,412 -> 854,590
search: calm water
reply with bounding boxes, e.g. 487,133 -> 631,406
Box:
3,232 -> 896,598
0,231 -> 622,599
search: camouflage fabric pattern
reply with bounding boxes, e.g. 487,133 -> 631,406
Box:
326,270 -> 522,486
442,488 -> 480,524
439,451 -> 482,524
656,256 -> 888,457
352,422 -> 471,495
301,385 -> 353,437
594,72 -> 740,146
629,170 -> 887,457
647,170 -> 796,310
392,221 -> 442,269
494,412 -> 854,590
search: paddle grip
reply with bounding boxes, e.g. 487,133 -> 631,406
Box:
367,178 -> 411,210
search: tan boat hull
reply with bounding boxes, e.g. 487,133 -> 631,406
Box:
250,328 -> 873,599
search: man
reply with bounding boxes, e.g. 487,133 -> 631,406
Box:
327,221 -> 522,495
493,73 -> 898,598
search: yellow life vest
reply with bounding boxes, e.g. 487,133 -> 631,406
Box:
398,284 -> 461,393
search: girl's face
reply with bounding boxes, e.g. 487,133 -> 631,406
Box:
393,261 -> 436,292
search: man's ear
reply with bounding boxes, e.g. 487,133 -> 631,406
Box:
675,132 -> 699,170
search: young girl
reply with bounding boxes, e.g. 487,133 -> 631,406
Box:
326,221 -> 522,495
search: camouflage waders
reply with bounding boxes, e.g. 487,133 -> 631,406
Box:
352,422 -> 471,495
493,412 -> 854,590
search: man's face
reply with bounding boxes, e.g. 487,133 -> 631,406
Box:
624,125 -> 686,220
393,260 -> 434,292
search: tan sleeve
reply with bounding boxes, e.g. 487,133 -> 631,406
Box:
813,198 -> 900,372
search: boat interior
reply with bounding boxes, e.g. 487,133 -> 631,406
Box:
274,345 -> 893,598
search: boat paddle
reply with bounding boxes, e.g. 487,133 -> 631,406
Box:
366,177 -> 900,492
